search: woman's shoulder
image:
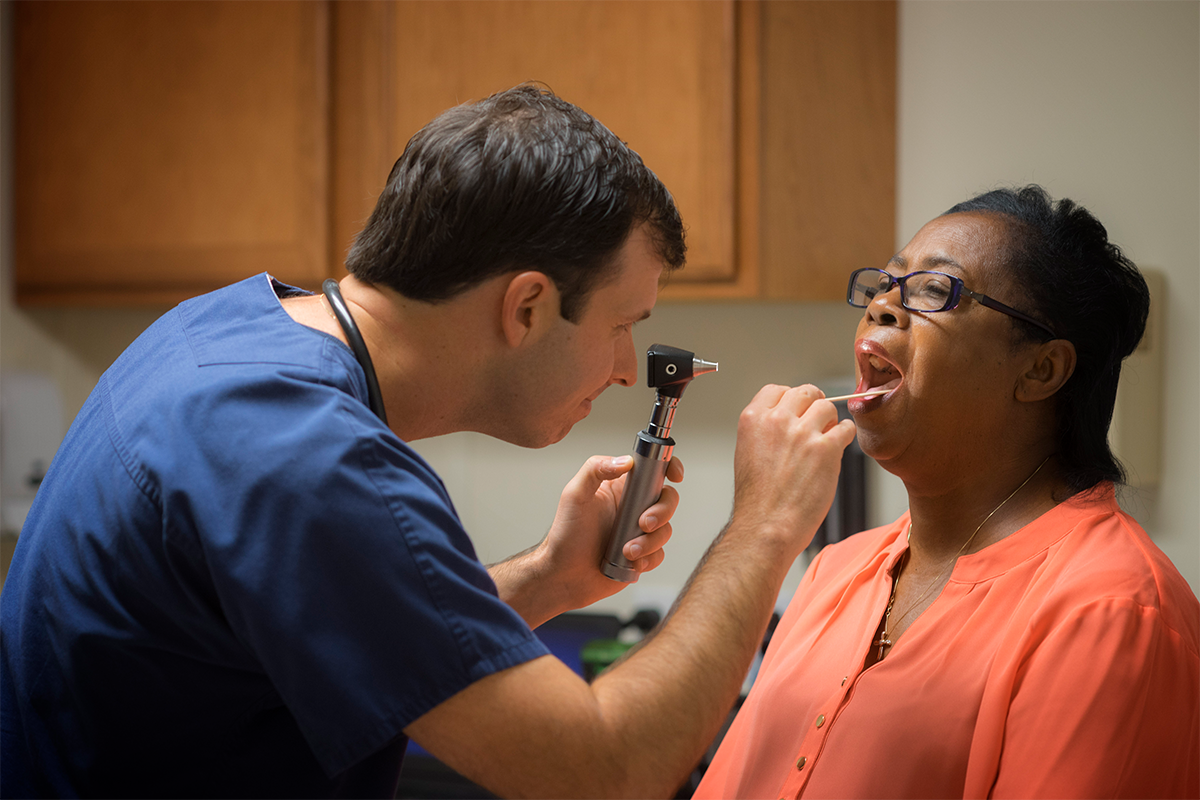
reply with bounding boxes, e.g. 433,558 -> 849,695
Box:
1032,485 -> 1198,650
807,519 -> 908,581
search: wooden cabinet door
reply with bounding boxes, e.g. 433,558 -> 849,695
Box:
759,1 -> 896,301
332,0 -> 759,295
14,1 -> 329,305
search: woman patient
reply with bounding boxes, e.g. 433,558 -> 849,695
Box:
696,186 -> 1199,799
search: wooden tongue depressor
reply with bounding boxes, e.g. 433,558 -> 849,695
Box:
824,388 -> 890,403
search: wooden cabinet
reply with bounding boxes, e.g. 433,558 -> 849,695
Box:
332,0 -> 754,291
332,1 -> 894,301
12,0 -> 893,306
13,1 -> 330,305
758,1 -> 896,301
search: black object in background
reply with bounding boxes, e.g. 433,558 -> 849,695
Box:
808,404 -> 867,554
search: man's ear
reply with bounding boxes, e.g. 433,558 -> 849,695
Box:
1016,339 -> 1076,403
499,271 -> 558,347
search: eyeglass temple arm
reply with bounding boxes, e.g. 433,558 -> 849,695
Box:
962,288 -> 1057,339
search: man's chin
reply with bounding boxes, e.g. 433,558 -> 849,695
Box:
501,421 -> 576,450
540,422 -> 577,448
493,404 -> 589,449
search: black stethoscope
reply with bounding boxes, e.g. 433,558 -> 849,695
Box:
322,279 -> 388,424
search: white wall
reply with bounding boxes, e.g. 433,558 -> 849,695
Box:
2,1 -> 1196,608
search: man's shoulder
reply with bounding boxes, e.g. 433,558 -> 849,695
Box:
176,273 -> 326,369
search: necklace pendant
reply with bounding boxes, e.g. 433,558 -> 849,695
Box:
874,635 -> 891,659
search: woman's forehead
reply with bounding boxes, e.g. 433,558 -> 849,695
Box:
895,212 -> 1013,283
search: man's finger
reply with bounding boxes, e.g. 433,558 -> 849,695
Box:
566,454 -> 634,498
640,485 -> 680,532
624,524 -> 673,562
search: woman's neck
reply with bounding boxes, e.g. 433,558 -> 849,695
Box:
903,454 -> 1065,563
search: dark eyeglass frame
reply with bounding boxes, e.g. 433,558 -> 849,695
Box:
847,267 -> 1057,339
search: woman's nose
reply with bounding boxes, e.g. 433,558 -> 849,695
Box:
865,282 -> 908,328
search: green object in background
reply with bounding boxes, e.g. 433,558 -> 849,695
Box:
581,639 -> 634,682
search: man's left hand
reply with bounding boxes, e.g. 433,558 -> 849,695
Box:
490,454 -> 683,628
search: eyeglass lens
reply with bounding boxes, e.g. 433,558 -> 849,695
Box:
848,269 -> 958,312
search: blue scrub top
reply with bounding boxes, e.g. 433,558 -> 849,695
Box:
0,274 -> 548,798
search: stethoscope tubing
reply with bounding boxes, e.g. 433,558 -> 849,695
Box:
322,279 -> 388,424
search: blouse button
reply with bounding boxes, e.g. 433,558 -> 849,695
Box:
796,756 -> 807,770
815,714 -> 826,728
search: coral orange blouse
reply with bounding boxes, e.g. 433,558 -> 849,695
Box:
695,484 -> 1199,799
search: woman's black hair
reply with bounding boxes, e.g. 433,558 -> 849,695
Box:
345,84 -> 685,322
944,185 -> 1150,495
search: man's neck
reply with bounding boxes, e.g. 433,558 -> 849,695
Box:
282,275 -> 496,442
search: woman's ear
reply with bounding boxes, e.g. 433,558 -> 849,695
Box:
1016,339 -> 1077,403
499,271 -> 558,348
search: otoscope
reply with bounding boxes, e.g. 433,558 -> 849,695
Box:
601,344 -> 719,582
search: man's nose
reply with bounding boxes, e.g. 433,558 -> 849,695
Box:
612,334 -> 638,387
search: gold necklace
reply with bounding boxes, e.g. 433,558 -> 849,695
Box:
873,456 -> 1050,660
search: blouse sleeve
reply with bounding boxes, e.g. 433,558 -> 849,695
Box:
984,597 -> 1199,799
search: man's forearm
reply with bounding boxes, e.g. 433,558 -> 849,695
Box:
487,545 -> 560,629
587,518 -> 796,797
417,517 -> 800,800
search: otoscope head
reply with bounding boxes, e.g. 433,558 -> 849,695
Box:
646,344 -> 719,399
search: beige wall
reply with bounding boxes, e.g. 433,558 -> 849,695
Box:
881,0 -> 1199,595
2,1 -> 1196,613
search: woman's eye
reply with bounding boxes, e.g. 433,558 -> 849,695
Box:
913,279 -> 951,299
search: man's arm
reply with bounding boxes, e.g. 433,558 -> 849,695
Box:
406,385 -> 856,798
488,455 -> 682,629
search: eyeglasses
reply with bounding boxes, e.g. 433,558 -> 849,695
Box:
846,267 -> 1057,339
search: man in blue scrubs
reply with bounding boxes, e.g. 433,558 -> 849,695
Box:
0,85 -> 856,798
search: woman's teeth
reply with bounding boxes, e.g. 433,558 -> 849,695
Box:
869,356 -> 894,375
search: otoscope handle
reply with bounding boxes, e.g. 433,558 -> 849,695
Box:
601,431 -> 675,582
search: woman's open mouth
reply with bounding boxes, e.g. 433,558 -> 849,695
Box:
852,340 -> 903,407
